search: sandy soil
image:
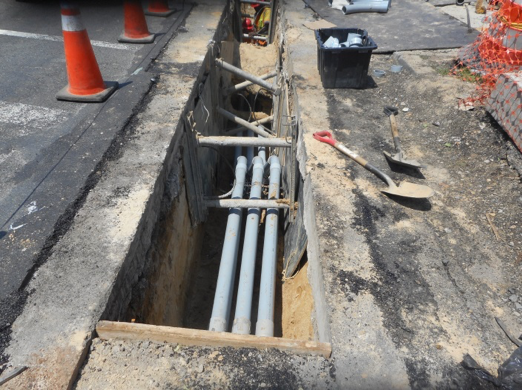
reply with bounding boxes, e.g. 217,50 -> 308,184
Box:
282,262 -> 315,340
239,42 -> 279,105
240,43 -> 278,77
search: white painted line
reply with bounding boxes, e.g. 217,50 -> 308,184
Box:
0,29 -> 137,51
0,102 -> 69,132
89,39 -> 137,51
0,28 -> 63,43
9,223 -> 26,231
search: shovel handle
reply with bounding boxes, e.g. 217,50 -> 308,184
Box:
313,131 -> 394,188
313,131 -> 370,167
389,115 -> 403,153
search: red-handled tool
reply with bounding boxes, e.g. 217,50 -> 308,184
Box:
313,131 -> 434,199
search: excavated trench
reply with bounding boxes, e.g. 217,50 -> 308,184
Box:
99,0 -> 330,354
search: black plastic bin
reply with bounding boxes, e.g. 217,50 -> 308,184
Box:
315,28 -> 378,89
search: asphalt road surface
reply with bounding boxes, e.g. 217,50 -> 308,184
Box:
0,0 -> 188,300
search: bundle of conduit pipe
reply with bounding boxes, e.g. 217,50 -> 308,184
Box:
209,139 -> 281,337
329,0 -> 391,15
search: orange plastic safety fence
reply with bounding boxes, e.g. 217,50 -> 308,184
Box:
456,0 -> 522,104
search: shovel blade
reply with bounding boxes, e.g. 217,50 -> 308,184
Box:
381,181 -> 434,199
383,151 -> 425,169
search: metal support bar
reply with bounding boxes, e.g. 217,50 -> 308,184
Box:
227,116 -> 273,135
215,59 -> 280,96
226,72 -> 276,95
240,0 -> 270,4
205,199 -> 291,209
268,0 -> 277,44
287,83 -> 297,223
235,0 -> 243,43
198,136 -> 291,148
243,34 -> 267,41
0,367 -> 28,387
217,108 -> 273,138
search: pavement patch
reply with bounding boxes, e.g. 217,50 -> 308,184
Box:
0,102 -> 68,131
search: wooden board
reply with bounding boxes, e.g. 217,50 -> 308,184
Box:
96,321 -> 331,358
182,121 -> 207,225
280,82 -> 307,278
284,175 -> 307,277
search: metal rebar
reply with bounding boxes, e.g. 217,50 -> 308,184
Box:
215,59 -> 280,95
256,156 -> 281,337
465,5 -> 472,33
0,366 -> 28,386
268,0 -> 275,44
226,72 -> 276,95
209,156 -> 248,332
217,107 -> 274,138
240,0 -> 270,4
197,136 -> 290,148
232,156 -> 264,335
226,115 -> 274,135
243,34 -> 267,41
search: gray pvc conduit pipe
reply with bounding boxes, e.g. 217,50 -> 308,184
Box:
246,130 -> 254,168
255,156 -> 281,337
258,134 -> 267,165
329,0 -> 391,14
209,156 -> 248,332
342,0 -> 390,14
235,131 -> 243,163
232,156 -> 264,335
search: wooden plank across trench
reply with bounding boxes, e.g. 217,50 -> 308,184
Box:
96,321 -> 332,358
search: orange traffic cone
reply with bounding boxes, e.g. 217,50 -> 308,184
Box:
56,2 -> 118,102
119,0 -> 155,43
145,0 -> 176,17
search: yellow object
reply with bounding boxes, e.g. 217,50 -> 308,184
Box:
475,0 -> 486,14
255,7 -> 271,30
498,15 -> 522,30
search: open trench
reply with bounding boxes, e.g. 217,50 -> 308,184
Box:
95,0 -> 330,353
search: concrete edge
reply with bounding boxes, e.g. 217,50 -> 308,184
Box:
279,6 -> 333,346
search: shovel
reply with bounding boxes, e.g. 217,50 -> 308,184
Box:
382,106 -> 425,169
313,131 -> 434,199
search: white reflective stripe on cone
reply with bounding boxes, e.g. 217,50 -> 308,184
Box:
61,15 -> 85,32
